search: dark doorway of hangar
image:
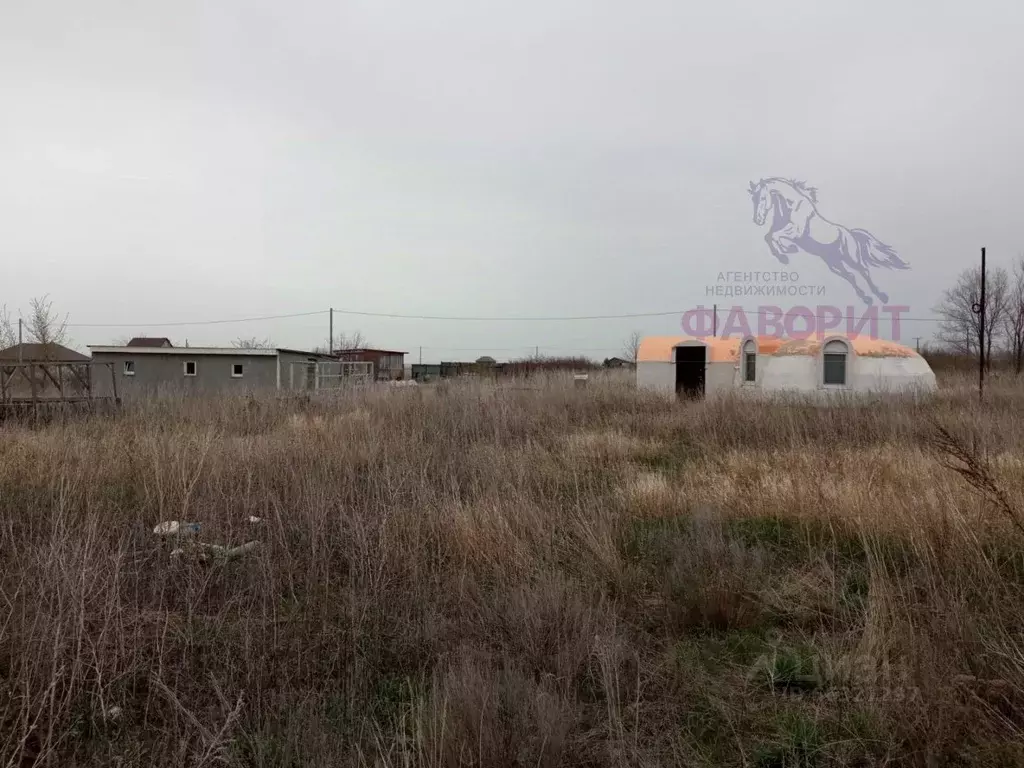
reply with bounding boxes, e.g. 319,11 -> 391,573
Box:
674,345 -> 705,398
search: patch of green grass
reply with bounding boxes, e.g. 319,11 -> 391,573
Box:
727,517 -> 866,562
620,514 -> 689,565
841,569 -> 870,610
753,712 -> 826,768
726,516 -> 916,572
727,517 -> 811,554
633,436 -> 703,472
750,644 -> 823,693
370,674 -> 419,722
232,733 -> 307,768
981,542 -> 1024,587
679,698 -> 738,765
675,628 -> 777,674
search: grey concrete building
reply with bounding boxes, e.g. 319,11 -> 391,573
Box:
88,345 -> 339,398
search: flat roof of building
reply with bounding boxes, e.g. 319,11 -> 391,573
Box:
87,346 -> 333,358
335,348 -> 409,355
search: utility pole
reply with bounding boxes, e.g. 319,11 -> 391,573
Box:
973,247 -> 986,402
535,345 -> 539,359
419,346 -> 422,365
329,307 -> 334,355
913,337 -> 921,353
17,318 -> 23,363
712,304 -> 718,338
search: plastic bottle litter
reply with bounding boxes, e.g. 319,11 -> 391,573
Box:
153,521 -> 201,536
170,540 -> 260,562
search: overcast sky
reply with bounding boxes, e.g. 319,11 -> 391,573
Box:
2,0 -> 1020,361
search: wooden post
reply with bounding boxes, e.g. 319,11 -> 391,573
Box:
110,362 -> 119,408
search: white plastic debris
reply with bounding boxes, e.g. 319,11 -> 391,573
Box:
169,540 -> 260,562
153,521 -> 200,536
247,515 -> 263,524
225,540 -> 260,559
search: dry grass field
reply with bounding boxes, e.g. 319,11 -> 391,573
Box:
3,373 -> 1024,766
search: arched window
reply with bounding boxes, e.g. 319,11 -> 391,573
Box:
823,340 -> 848,386
742,340 -> 756,383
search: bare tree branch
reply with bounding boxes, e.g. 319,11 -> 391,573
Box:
1003,255 -> 1024,374
621,330 -> 643,363
0,305 -> 16,350
24,296 -> 70,358
232,336 -> 275,349
309,332 -> 369,356
335,331 -> 365,352
932,265 -> 1009,367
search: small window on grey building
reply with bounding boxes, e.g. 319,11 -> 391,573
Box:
184,361 -> 197,377
742,340 -> 756,383
823,341 -> 848,386
232,363 -> 244,378
123,360 -> 135,376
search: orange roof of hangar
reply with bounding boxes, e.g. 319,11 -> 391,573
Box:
754,336 -> 785,355
774,336 -> 919,358
637,336 -> 742,363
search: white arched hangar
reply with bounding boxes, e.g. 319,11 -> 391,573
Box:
637,335 -> 936,397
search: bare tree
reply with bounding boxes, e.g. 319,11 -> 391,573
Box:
335,331 -> 365,352
1004,256 -> 1024,374
933,266 -> 1009,367
25,295 -> 69,345
621,330 -> 643,363
0,305 -> 16,350
312,331 -> 368,356
232,336 -> 275,349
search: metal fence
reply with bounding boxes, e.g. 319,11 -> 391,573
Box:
286,361 -> 374,391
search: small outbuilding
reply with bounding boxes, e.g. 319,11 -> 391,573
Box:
637,334 -> 936,398
333,348 -> 407,380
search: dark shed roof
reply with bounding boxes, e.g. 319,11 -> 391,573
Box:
0,343 -> 90,363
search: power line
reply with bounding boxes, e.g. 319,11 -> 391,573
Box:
330,308 -> 687,321
61,305 -> 950,328
417,346 -> 624,351
698,307 -> 944,323
66,310 -> 328,328
339,305 -> 946,323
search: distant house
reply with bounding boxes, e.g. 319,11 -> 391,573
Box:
334,348 -> 407,380
602,357 -> 636,369
127,337 -> 173,348
88,345 -> 339,398
0,343 -> 93,402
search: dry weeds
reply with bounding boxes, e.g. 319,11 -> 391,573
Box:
1,374 -> 1024,766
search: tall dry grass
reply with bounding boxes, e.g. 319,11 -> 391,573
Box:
2,372 -> 1024,766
